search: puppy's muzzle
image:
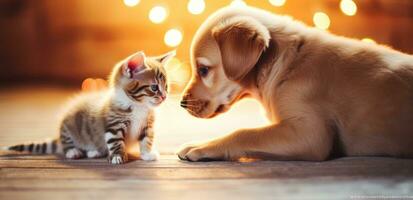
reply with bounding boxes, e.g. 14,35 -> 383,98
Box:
180,99 -> 188,108
180,93 -> 209,116
180,93 -> 191,108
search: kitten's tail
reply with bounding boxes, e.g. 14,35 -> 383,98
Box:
1,138 -> 62,154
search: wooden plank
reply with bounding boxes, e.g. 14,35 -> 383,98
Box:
0,167 -> 274,180
1,166 -> 411,181
0,179 -> 412,200
1,156 -> 413,180
4,178 -> 410,190
2,154 -> 413,170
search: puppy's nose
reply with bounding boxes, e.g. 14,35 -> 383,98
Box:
180,99 -> 187,108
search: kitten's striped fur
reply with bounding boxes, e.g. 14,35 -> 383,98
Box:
3,51 -> 174,164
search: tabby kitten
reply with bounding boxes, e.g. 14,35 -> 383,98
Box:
3,51 -> 174,164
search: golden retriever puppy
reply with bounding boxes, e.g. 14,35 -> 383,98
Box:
178,6 -> 413,161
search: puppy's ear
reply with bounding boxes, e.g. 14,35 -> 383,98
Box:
212,16 -> 270,81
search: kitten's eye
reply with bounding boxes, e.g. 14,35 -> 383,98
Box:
198,66 -> 209,77
150,84 -> 159,92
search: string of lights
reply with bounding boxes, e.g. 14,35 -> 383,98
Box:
122,0 -> 376,48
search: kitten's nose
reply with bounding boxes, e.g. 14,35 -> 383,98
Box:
180,99 -> 187,108
160,94 -> 166,101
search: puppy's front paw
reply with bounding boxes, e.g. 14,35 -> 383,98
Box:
108,153 -> 128,165
176,143 -> 196,160
141,150 -> 160,161
177,142 -> 224,162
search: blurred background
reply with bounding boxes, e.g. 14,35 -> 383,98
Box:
0,0 -> 412,153
0,0 -> 412,90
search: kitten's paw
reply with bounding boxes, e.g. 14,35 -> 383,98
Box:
86,150 -> 103,158
65,148 -> 84,159
108,153 -> 128,165
141,151 -> 160,161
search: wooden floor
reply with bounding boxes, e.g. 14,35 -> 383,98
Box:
1,86 -> 413,200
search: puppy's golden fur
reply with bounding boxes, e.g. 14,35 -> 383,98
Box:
178,6 -> 413,161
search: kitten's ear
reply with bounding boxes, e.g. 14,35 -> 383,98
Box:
122,51 -> 148,78
156,50 -> 176,65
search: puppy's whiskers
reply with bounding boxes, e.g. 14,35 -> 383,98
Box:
186,108 -> 199,116
181,104 -> 200,109
181,98 -> 199,102
181,99 -> 199,102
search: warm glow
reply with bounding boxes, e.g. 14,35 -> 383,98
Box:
164,57 -> 190,91
362,38 -> 376,44
230,0 -> 247,8
340,0 -> 357,16
269,0 -> 286,7
155,98 -> 270,153
187,0 -> 205,15
164,29 -> 183,47
123,0 -> 140,7
81,78 -> 108,92
149,6 -> 168,24
128,143 -> 140,155
313,12 -> 331,30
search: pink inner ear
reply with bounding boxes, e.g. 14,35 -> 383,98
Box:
127,60 -> 138,70
127,53 -> 145,71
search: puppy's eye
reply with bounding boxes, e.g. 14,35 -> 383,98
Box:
198,66 -> 209,77
150,84 -> 159,92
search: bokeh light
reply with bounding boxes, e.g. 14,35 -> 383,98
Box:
123,0 -> 140,7
269,0 -> 286,7
81,78 -> 108,92
340,0 -> 357,16
188,0 -> 206,15
230,0 -> 247,8
149,6 -> 168,24
362,38 -> 376,44
313,12 -> 331,30
164,29 -> 183,47
164,57 -> 191,90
